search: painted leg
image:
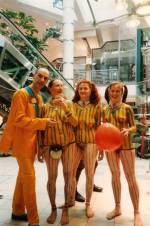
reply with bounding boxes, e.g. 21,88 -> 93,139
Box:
121,150 -> 143,226
106,151 -> 122,220
84,144 -> 98,218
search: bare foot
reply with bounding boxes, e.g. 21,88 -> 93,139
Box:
47,209 -> 57,224
106,208 -> 121,220
86,206 -> 94,218
60,207 -> 69,225
134,213 -> 143,226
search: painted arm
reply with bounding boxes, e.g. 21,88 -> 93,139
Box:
63,101 -> 78,127
127,106 -> 136,133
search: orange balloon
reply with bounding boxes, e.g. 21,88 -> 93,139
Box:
95,123 -> 123,151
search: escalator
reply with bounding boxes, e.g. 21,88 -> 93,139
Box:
0,10 -> 74,117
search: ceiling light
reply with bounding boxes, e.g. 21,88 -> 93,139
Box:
135,2 -> 150,16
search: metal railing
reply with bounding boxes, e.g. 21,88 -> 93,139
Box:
0,11 -> 74,91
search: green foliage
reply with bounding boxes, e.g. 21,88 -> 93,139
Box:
0,9 -> 61,65
43,27 -> 61,42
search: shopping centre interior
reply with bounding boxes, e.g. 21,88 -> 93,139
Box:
0,0 -> 150,226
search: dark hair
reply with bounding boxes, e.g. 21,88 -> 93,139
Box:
104,81 -> 128,104
47,79 -> 60,94
48,79 -> 56,88
72,80 -> 101,105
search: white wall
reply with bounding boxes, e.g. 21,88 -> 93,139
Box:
18,0 -> 62,16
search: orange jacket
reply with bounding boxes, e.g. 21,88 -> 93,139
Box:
0,88 -> 48,158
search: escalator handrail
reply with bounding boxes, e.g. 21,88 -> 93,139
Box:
0,10 -> 74,90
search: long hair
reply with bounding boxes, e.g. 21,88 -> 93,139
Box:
72,80 -> 101,105
104,81 -> 128,104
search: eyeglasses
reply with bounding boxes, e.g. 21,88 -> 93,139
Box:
37,73 -> 49,81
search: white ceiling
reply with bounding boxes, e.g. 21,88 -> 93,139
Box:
0,0 -> 149,60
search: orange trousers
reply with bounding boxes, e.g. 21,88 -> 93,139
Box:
12,157 -> 39,225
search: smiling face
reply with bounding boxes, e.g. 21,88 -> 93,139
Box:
108,83 -> 123,105
78,82 -> 91,101
48,79 -> 64,97
32,68 -> 49,92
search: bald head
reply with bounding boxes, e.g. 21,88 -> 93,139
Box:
31,68 -> 49,93
36,68 -> 49,77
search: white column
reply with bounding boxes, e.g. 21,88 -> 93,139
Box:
85,55 -> 92,81
63,0 -> 74,86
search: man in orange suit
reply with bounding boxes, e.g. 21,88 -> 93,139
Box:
0,68 -> 56,226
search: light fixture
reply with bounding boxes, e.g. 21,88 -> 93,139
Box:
135,1 -> 150,16
115,0 -> 128,10
126,15 -> 140,28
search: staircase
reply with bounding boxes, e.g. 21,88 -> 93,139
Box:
0,10 -> 74,116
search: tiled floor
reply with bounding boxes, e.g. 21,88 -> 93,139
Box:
0,155 -> 150,226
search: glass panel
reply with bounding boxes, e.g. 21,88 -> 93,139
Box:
92,40 -> 136,85
0,10 -> 74,109
132,79 -> 150,158
1,50 -> 28,84
53,57 -> 86,87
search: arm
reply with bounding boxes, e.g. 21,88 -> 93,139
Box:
63,101 -> 78,127
12,90 -> 48,130
51,97 -> 77,127
121,106 -> 136,136
101,105 -> 107,123
95,103 -> 102,127
127,106 -> 136,133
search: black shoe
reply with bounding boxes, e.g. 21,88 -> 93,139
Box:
0,194 -> 3,199
0,153 -> 11,157
93,185 -> 103,192
75,191 -> 85,202
12,213 -> 28,221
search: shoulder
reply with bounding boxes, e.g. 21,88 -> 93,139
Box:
13,88 -> 28,99
122,103 -> 134,115
72,102 -> 78,107
122,103 -> 132,110
66,100 -> 73,105
94,103 -> 101,109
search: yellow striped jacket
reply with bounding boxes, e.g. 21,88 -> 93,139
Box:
103,103 -> 136,150
73,103 -> 101,144
39,100 -> 77,146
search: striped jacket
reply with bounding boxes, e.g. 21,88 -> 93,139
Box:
39,100 -> 77,146
73,102 -> 101,144
103,103 -> 136,150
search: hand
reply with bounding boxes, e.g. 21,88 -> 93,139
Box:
121,128 -> 129,136
98,150 -> 104,161
47,118 -> 57,127
52,96 -> 67,110
38,147 -> 48,163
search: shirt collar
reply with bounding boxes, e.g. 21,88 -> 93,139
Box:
109,101 -> 122,110
78,100 -> 90,106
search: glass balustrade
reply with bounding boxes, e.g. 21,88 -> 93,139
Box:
0,10 -> 74,116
